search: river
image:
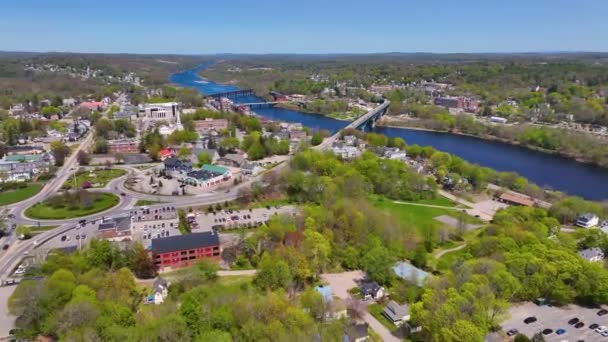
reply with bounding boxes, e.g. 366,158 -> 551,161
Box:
171,64 -> 608,200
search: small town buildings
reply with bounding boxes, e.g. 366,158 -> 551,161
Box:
159,148 -> 174,161
97,216 -> 132,242
498,192 -> 535,207
179,164 -> 232,188
217,153 -> 246,168
490,116 -> 508,124
107,139 -> 139,154
343,135 -> 358,146
434,96 -> 480,113
344,323 -> 369,342
360,281 -> 385,301
0,151 -> 53,183
380,147 -> 406,160
163,157 -> 193,173
145,278 -> 169,305
151,231 -> 221,271
579,247 -> 605,262
193,119 -> 229,134
383,300 -> 410,326
332,144 -> 361,160
138,102 -> 182,122
131,207 -> 178,234
241,162 -> 263,176
576,213 -> 600,228
80,100 -> 106,111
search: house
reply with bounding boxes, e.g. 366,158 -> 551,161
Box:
331,297 -> 348,320
498,192 -> 535,207
576,213 -> 600,228
360,281 -> 385,301
490,116 -> 508,124
159,148 -> 174,161
217,153 -> 246,168
344,323 -> 369,342
145,278 -> 169,305
579,247 -> 605,262
151,231 -> 221,271
332,144 -> 361,160
383,300 -> 410,326
382,147 -> 406,160
163,157 -> 192,173
241,162 -> 263,176
97,216 -> 132,241
343,135 -> 357,146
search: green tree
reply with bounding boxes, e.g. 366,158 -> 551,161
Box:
50,141 -> 70,166
196,152 -> 212,167
177,146 -> 192,161
361,244 -> 395,286
311,132 -> 323,146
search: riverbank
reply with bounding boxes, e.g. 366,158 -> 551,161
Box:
377,117 -> 599,166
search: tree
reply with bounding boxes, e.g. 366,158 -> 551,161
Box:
514,334 -> 531,342
361,244 -> 395,286
196,152 -> 212,167
219,136 -> 240,151
303,229 -> 331,276
311,132 -> 323,146
129,243 -> 157,279
16,225 -> 32,240
50,141 -> 70,166
76,150 -> 90,165
177,146 -> 192,161
247,140 -> 267,160
254,254 -> 292,290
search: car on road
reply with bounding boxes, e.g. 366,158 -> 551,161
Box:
556,328 -> 566,335
7,214 -> 15,219
598,309 -> 608,316
506,329 -> 518,336
3,244 -> 9,250
524,316 -> 537,324
568,318 -> 579,325
574,322 -> 585,329
14,265 -> 26,275
589,323 -> 599,330
61,236 -> 67,242
542,328 -> 553,335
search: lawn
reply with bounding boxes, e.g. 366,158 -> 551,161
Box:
25,193 -> 120,219
0,183 -> 43,205
435,247 -> 474,272
370,195 -> 459,233
62,168 -> 127,189
134,199 -> 163,206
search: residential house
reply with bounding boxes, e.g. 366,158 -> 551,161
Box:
344,323 -> 369,342
343,135 -> 357,146
151,231 -> 221,271
163,157 -> 193,173
159,148 -> 174,161
576,213 -> 600,228
382,147 -> 407,160
579,247 -> 605,263
332,144 -> 361,160
241,162 -> 263,176
97,216 -> 132,242
217,153 -> 246,168
383,300 -> 410,326
360,281 -> 385,301
145,278 -> 169,305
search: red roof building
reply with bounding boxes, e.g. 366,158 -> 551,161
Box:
80,101 -> 105,111
159,148 -> 173,160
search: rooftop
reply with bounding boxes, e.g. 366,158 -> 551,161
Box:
151,231 -> 219,254
98,216 -> 132,232
383,300 -> 409,321
393,261 -> 429,286
315,285 -> 333,303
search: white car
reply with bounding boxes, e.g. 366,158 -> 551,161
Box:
595,325 -> 607,333
14,265 -> 26,275
603,331 -> 608,337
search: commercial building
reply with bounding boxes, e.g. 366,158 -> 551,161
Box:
163,157 -> 193,173
107,139 -> 139,154
151,231 -> 221,271
434,96 -> 480,113
98,216 -> 132,242
193,119 -> 229,134
138,102 -> 181,121
179,164 -> 232,188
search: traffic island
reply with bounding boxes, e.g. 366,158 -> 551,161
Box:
24,191 -> 120,219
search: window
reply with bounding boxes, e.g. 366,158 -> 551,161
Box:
180,251 -> 187,255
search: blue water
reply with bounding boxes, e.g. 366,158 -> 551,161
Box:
171,64 -> 608,200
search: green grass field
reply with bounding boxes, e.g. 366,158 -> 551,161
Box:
0,183 -> 43,206
134,199 -> 162,206
25,193 -> 120,219
62,168 -> 127,189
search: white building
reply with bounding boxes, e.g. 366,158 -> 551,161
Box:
576,213 -> 600,228
332,145 -> 361,160
138,102 -> 182,122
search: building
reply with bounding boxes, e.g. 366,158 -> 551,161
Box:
498,192 -> 535,207
97,216 -> 132,241
151,231 -> 221,271
381,147 -> 407,160
383,300 -> 410,326
360,281 -> 385,301
217,153 -> 246,168
131,206 -> 178,234
434,96 -> 480,113
579,247 -> 605,262
194,119 -> 229,134
393,261 -> 429,286
80,101 -> 105,111
145,278 -> 169,305
345,323 -> 369,342
241,162 -> 263,176
332,145 -> 361,160
576,213 -> 600,228
107,139 -> 139,154
164,157 -> 193,173
138,102 -> 181,122
490,116 -> 508,124
179,164 -> 232,188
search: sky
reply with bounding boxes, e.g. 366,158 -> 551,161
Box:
1,0 -> 607,54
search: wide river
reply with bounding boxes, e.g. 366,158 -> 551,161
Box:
171,64 -> 608,200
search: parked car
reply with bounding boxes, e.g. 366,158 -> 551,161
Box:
595,325 -> 606,333
542,328 -> 553,335
524,317 -> 538,324
568,318 -> 580,325
575,322 -> 585,328
506,329 -> 518,336
589,323 -> 599,330
598,309 -> 608,316
556,328 -> 566,335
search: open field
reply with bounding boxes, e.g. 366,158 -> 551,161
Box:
62,168 -> 126,189
24,193 -> 120,219
0,183 -> 43,206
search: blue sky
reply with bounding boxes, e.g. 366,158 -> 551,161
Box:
1,0 -> 606,54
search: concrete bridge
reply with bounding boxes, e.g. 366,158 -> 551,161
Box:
208,89 -> 254,99
317,100 -> 390,150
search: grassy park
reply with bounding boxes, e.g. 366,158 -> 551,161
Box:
25,192 -> 120,219
0,183 -> 43,206
62,168 -> 126,189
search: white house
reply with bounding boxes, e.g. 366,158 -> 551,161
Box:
146,278 -> 169,305
576,213 -> 600,228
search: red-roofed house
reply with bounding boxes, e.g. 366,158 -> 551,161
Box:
80,101 -> 106,111
159,148 -> 173,161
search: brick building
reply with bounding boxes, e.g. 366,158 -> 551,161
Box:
151,232 -> 221,271
194,119 -> 229,134
107,139 -> 139,154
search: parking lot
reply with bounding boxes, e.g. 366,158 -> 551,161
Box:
503,302 -> 608,341
192,206 -> 297,232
